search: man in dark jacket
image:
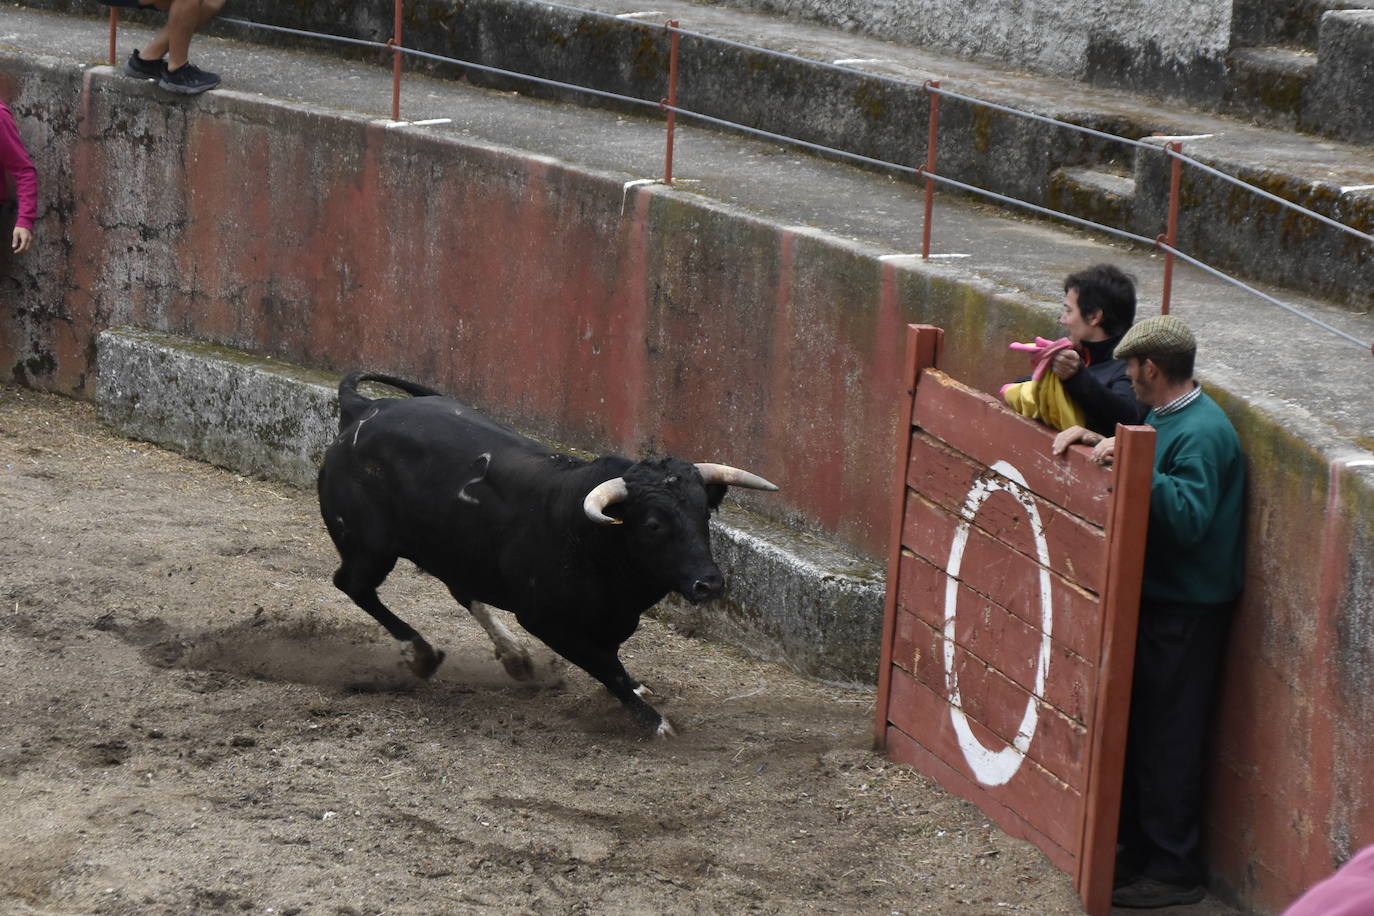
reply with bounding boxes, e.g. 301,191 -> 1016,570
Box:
1048,264 -> 1148,436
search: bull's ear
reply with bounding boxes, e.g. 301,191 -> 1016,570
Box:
705,483 -> 728,510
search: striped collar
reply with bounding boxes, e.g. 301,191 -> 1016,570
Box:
1154,383 -> 1202,417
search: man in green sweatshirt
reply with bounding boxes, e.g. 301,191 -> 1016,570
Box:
1053,314 -> 1245,909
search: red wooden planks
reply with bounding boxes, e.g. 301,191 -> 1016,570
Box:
886,667 -> 1083,855
894,555 -> 1096,724
897,543 -> 1099,662
902,488 -> 1106,619
892,607 -> 1088,787
906,432 -> 1106,592
884,726 -> 1075,873
912,370 -> 1112,528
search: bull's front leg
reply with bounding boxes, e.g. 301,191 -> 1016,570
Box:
520,623 -> 672,737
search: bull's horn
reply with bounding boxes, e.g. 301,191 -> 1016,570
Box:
695,463 -> 779,491
583,477 -> 630,525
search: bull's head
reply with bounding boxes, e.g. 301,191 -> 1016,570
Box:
583,459 -> 778,603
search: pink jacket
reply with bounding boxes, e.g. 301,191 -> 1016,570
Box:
1285,845 -> 1374,915
0,101 -> 38,231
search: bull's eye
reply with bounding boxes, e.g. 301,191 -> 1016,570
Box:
644,515 -> 666,535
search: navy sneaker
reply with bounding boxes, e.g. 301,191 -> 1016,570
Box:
123,49 -> 163,81
157,62 -> 221,95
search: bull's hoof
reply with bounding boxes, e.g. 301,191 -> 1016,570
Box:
405,638 -> 445,679
496,647 -> 536,682
655,716 -> 677,739
633,683 -> 654,698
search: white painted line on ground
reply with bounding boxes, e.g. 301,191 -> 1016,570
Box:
616,11 -> 666,19
1148,133 -> 1216,142
408,118 -> 453,127
833,58 -> 890,65
1340,184 -> 1374,194
879,252 -> 971,260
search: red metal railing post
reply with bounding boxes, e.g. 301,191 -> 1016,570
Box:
921,80 -> 941,259
661,20 -> 680,185
390,0 -> 403,121
108,7 -> 119,67
1159,141 -> 1183,315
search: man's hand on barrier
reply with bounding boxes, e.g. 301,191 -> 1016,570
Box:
1052,424 -> 1102,456
1091,436 -> 1116,466
12,226 -> 31,254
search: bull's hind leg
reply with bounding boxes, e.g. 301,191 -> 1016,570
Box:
332,555 -> 445,679
455,595 -> 535,682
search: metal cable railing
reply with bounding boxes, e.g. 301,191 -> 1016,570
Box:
101,2 -> 1373,356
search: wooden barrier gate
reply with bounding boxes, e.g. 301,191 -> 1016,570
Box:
874,325 -> 1154,915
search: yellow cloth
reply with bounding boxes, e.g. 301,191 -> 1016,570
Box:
1002,373 -> 1086,431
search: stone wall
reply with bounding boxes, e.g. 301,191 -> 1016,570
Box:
699,0 -> 1234,101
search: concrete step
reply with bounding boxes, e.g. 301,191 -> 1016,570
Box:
1047,166 -> 1137,232
1301,9 -> 1374,143
1236,0 -> 1374,49
1225,45 -> 1317,128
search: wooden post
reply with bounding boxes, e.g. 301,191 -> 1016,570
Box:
873,324 -> 943,749
1075,422 -> 1155,915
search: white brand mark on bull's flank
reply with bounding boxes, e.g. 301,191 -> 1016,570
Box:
943,460 -> 1053,787
458,453 -> 492,505
353,407 -> 380,447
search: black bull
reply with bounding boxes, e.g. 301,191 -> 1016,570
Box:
317,373 -> 778,736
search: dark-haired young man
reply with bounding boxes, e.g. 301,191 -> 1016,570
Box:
1055,315 -> 1246,908
100,0 -> 225,95
1048,263 -> 1147,437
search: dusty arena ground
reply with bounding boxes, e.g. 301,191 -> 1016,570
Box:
0,386 -> 1235,915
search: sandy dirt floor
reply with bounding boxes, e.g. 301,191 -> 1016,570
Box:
0,386 -> 1236,915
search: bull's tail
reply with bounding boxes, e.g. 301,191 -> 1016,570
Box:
338,371 -> 445,430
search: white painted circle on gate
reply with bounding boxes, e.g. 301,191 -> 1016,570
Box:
943,460 -> 1053,787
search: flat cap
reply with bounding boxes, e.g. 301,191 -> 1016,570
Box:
1114,314 -> 1196,360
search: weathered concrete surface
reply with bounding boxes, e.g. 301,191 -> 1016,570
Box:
25,0 -> 1238,105
709,0 -> 1235,102
1304,10 -> 1374,144
95,327 -> 342,488
1131,133 -> 1374,315
95,326 -> 887,683
4,14 -> 1374,914
11,0 -> 1374,307
659,510 -> 886,684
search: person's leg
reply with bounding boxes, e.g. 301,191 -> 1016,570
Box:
156,0 -> 223,93
139,0 -> 221,67
1114,604 -> 1231,912
160,0 -> 203,71
134,0 -> 174,64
